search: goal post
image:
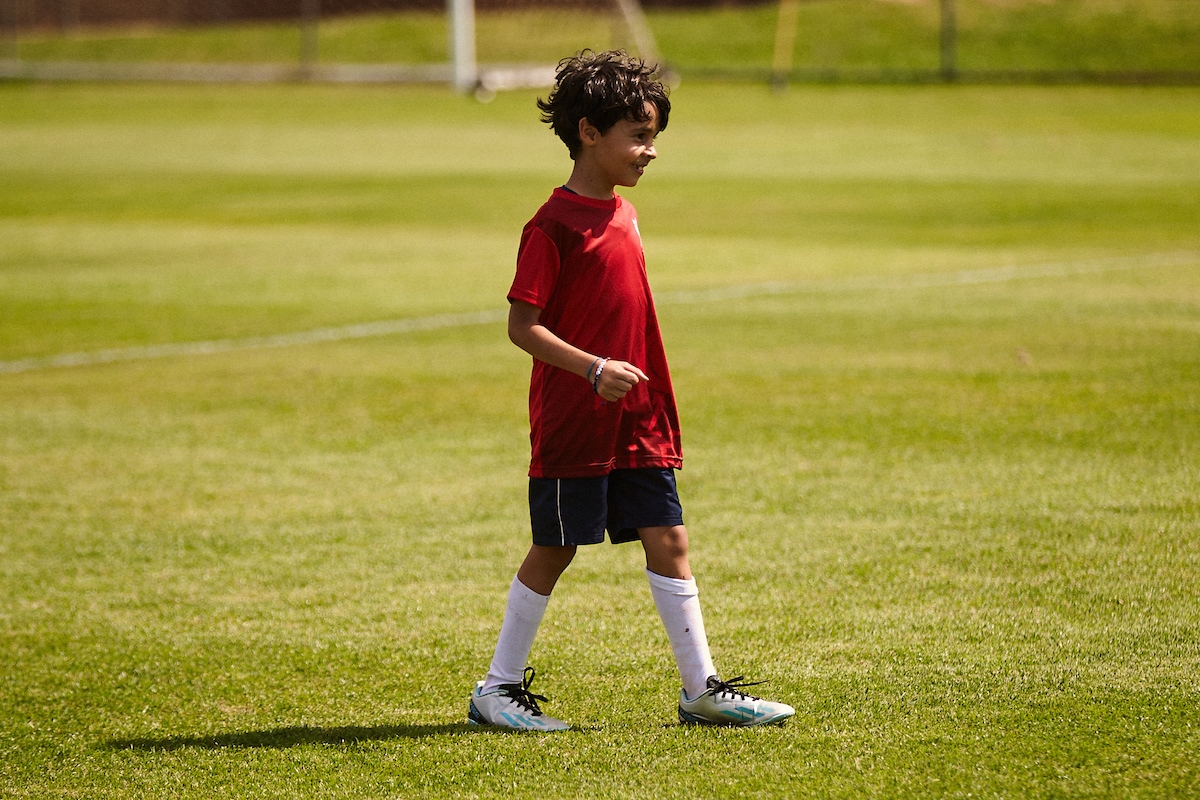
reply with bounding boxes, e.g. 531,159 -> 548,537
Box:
448,0 -> 477,93
770,0 -> 801,91
769,0 -> 963,87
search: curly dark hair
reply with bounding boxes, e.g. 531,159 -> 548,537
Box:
537,50 -> 671,160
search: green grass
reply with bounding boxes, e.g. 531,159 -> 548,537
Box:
2,82 -> 1199,797
10,0 -> 1200,76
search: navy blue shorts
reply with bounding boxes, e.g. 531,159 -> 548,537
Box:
528,468 -> 684,547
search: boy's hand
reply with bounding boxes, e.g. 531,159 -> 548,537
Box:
596,360 -> 648,402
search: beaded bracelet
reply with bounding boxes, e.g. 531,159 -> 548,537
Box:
586,357 -> 602,382
591,358 -> 609,394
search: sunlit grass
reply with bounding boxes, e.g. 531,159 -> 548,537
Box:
1,81 -> 1198,797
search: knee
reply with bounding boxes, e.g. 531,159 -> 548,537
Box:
529,544 -> 577,576
641,524 -> 690,560
546,545 -> 577,572
518,545 -> 576,595
660,525 -> 689,558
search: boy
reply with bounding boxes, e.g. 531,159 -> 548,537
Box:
468,50 -> 794,731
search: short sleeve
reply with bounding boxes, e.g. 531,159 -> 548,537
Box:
507,226 -> 560,309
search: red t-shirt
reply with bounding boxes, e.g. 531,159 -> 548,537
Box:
508,188 -> 683,478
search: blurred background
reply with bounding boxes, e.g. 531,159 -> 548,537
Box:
3,0 -> 1199,88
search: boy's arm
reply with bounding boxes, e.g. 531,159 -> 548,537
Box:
508,300 -> 648,403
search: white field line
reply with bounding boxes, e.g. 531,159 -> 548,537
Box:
656,250 -> 1198,304
0,309 -> 506,375
2,251 -> 1195,376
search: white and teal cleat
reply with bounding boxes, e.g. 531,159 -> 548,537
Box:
468,667 -> 570,732
678,675 -> 795,727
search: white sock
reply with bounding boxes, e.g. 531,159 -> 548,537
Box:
646,569 -> 717,700
482,576 -> 550,692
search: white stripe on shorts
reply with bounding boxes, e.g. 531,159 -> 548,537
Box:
556,479 -> 566,547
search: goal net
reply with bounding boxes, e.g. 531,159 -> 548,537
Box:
0,0 -> 662,92
446,0 -> 662,93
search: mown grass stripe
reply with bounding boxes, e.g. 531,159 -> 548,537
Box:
2,250 -> 1193,375
657,250 -> 1198,304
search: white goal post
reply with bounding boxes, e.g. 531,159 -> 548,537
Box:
448,0 -> 477,93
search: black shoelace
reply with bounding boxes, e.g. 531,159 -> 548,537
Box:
709,675 -> 767,701
500,666 -> 550,716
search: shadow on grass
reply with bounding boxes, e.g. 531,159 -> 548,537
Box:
105,722 -> 485,751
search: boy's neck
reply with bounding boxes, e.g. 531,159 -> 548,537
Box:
563,162 -> 615,201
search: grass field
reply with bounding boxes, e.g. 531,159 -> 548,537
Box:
2,81 -> 1199,797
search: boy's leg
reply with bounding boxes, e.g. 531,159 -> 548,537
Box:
470,545 -> 575,731
516,543 -> 577,596
642,525 -> 796,727
639,525 -> 716,700
638,523 -> 691,580
471,475 -> 605,730
483,544 -> 575,691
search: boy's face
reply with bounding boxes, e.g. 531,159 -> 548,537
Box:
588,102 -> 660,189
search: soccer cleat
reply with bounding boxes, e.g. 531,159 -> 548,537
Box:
467,667 -> 569,732
678,675 -> 795,727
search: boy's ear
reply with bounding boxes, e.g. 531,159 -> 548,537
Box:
577,117 -> 601,149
